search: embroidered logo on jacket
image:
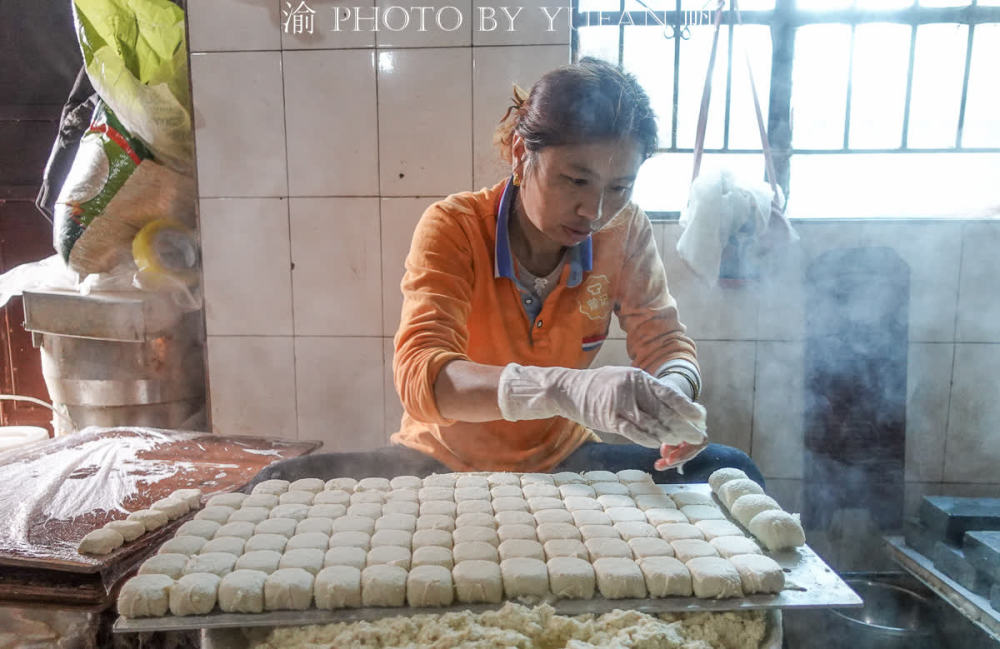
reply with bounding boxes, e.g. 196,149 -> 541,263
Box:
578,274 -> 612,321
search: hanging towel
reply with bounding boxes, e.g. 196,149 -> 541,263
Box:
676,0 -> 796,284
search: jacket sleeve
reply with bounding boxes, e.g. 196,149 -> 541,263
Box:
615,206 -> 701,389
392,202 -> 475,425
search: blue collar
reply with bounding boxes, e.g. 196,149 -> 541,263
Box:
494,175 -> 592,289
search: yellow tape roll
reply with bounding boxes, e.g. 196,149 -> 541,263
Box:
132,219 -> 199,288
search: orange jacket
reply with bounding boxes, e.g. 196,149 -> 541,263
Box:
391,177 -> 699,472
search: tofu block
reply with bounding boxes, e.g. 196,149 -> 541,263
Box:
903,518 -> 936,558
963,531 -> 1000,583
932,541 -> 991,596
920,496 -> 1000,545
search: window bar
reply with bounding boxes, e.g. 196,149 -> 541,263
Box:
792,6 -> 1000,25
955,23 -> 975,149
636,146 -> 1000,154
619,0 -> 627,68
843,23 -> 856,150
571,0 -> 1000,158
900,24 -> 917,150
577,6 -> 1000,29
571,0 -> 580,64
791,146 -> 1000,154
671,0 -> 683,149
767,0 -> 795,197
724,17 -> 734,151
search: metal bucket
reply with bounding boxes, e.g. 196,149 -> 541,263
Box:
828,579 -> 940,649
31,312 -> 206,436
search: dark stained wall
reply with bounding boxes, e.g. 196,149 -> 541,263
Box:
0,0 -> 81,429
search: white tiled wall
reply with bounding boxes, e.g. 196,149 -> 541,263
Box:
956,222 -> 1000,343
944,343 -> 1000,482
661,219 -> 998,491
289,197 -> 382,336
472,44 -> 569,188
380,197 -> 438,336
295,336 -> 386,449
904,343 -> 953,483
661,225 -> 760,341
199,197 -> 293,335
696,340 -> 756,454
206,336 -> 297,439
751,341 -> 806,480
189,0 -> 572,454
374,0 -> 473,48
187,0 -> 281,52
376,48 -> 473,196
190,52 -> 287,197
187,1 -> 999,501
471,0 -> 572,46
861,222 -> 963,343
282,0 -> 377,49
283,50 -> 379,196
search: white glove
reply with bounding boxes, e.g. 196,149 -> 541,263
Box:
497,363 -> 708,448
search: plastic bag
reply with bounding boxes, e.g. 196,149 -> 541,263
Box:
677,1 -> 797,285
131,218 -> 202,311
678,168 -> 783,282
53,100 -> 147,268
53,100 -> 196,276
0,252 -> 201,313
72,0 -> 193,175
35,66 -> 99,224
0,256 -> 78,310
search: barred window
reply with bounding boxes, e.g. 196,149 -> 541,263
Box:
572,0 -> 1000,218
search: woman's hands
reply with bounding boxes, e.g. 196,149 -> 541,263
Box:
497,364 -> 708,457
654,440 -> 709,471
652,373 -> 709,471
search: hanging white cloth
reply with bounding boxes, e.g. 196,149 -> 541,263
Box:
677,0 -> 797,284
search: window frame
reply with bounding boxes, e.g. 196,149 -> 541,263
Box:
571,0 -> 1000,219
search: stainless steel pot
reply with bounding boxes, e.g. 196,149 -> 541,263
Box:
828,579 -> 940,649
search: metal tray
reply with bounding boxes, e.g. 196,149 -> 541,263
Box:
0,427 -> 318,606
0,427 -> 319,574
115,483 -> 860,633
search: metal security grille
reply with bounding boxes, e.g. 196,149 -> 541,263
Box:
571,0 -> 1000,216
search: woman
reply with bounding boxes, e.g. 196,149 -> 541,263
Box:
386,58 -> 763,485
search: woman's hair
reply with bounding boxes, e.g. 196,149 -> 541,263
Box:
493,57 -> 659,166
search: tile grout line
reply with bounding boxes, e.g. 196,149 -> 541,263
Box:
470,43 -> 476,193
939,224 -> 966,482
192,42 -> 570,55
182,12 -> 214,431
204,332 -> 1000,345
749,340 -> 757,464
749,255 -> 762,463
207,334 -> 396,339
278,43 -> 301,442
374,43 -> 389,445
202,194 -> 448,199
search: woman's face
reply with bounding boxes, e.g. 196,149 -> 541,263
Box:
514,136 -> 644,248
